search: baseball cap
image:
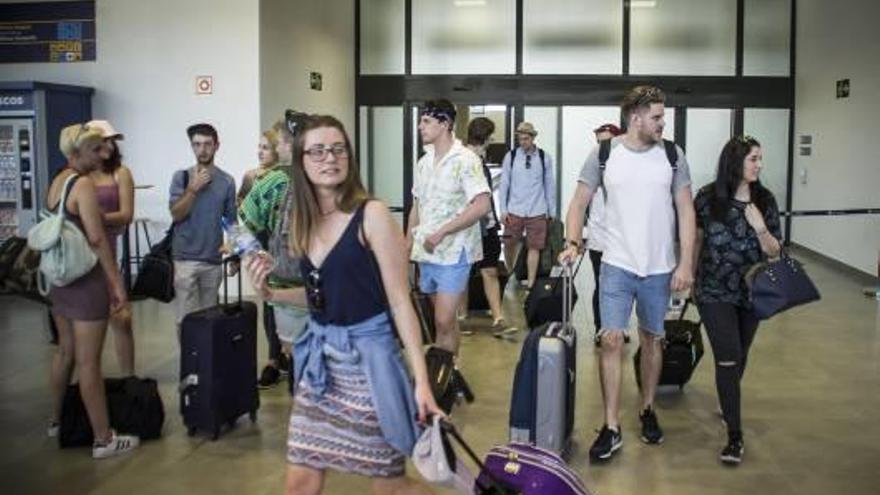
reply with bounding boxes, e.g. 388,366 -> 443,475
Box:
87,119 -> 124,140
593,123 -> 622,136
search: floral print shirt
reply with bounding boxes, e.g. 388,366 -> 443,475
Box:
411,139 -> 490,265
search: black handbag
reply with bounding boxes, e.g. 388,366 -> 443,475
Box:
131,230 -> 175,302
747,252 -> 821,320
132,171 -> 188,303
60,376 -> 165,447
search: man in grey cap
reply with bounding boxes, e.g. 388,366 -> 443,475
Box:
498,121 -> 556,290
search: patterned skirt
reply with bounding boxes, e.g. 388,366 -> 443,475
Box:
287,352 -> 406,478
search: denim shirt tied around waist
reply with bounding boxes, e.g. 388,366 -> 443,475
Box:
293,311 -> 420,456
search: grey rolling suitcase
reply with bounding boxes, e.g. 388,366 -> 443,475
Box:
509,264 -> 577,456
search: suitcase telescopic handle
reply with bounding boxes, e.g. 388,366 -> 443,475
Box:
562,263 -> 573,328
222,255 -> 243,307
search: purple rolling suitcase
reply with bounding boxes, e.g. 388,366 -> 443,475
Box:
439,421 -> 591,495
476,443 -> 591,495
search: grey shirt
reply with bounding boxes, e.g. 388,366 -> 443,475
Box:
169,166 -> 237,264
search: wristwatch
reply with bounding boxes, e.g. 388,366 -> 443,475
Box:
567,239 -> 584,253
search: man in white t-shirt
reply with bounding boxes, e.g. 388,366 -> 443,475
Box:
560,86 -> 696,462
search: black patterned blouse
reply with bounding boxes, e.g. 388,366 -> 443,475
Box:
694,184 -> 782,307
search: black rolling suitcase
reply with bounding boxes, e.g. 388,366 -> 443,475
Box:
523,254 -> 583,329
179,259 -> 259,439
634,299 -> 704,389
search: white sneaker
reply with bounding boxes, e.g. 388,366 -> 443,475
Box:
47,421 -> 59,438
92,432 -> 139,459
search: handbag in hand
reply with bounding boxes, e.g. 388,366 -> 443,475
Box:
746,251 -> 821,320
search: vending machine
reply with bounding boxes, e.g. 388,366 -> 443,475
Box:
0,81 -> 93,242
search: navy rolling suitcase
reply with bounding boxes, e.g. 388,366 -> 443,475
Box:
179,259 -> 259,439
509,264 -> 577,457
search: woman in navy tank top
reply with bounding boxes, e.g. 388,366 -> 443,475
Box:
246,114 -> 442,495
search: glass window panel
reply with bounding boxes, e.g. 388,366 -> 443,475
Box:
560,106 -> 620,219
631,0 -> 736,76
744,108 -> 790,211
360,0 -> 405,74
523,107 -> 559,214
743,0 -> 791,76
685,108 -> 734,192
371,107 -> 404,210
663,106 -> 676,142
523,0 -> 622,74
412,0 -> 515,74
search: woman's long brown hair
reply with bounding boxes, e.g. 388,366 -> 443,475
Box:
288,115 -> 369,257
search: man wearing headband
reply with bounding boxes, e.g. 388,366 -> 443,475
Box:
408,99 -> 491,356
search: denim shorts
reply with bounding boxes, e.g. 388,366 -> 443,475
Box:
599,263 -> 672,336
419,248 -> 471,294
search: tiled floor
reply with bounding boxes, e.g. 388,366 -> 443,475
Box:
2,249 -> 879,494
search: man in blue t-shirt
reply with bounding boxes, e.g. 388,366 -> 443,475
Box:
168,123 -> 236,331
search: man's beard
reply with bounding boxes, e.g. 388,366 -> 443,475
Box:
197,154 -> 214,165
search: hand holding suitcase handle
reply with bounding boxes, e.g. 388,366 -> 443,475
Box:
437,418 -> 519,495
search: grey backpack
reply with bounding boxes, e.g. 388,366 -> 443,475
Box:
268,186 -> 303,284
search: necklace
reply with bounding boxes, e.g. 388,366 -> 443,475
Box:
319,207 -> 337,216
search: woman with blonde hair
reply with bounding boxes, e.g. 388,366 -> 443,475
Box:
47,123 -> 139,458
237,129 -> 280,204
246,114 -> 442,495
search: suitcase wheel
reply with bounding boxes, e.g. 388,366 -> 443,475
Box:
211,428 -> 220,441
249,410 -> 258,423
187,426 -> 197,437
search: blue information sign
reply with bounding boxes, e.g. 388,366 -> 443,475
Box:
0,1 -> 96,64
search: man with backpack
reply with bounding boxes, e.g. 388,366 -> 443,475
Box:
499,122 -> 556,290
559,86 -> 696,462
168,123 -> 237,334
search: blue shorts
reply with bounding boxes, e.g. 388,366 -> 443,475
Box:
419,249 -> 471,295
599,263 -> 672,336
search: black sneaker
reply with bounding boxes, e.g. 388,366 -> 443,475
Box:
720,434 -> 744,465
276,354 -> 290,375
639,407 -> 664,444
258,364 -> 281,389
589,425 -> 622,461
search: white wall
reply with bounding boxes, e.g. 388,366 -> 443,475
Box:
0,0 -> 261,240
792,0 -> 880,276
259,0 -> 355,135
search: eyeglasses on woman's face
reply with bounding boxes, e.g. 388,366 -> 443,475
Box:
303,143 -> 348,162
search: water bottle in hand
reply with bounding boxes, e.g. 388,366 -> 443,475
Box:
222,218 -> 275,269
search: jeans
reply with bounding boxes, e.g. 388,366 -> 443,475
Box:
698,302 -> 761,434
